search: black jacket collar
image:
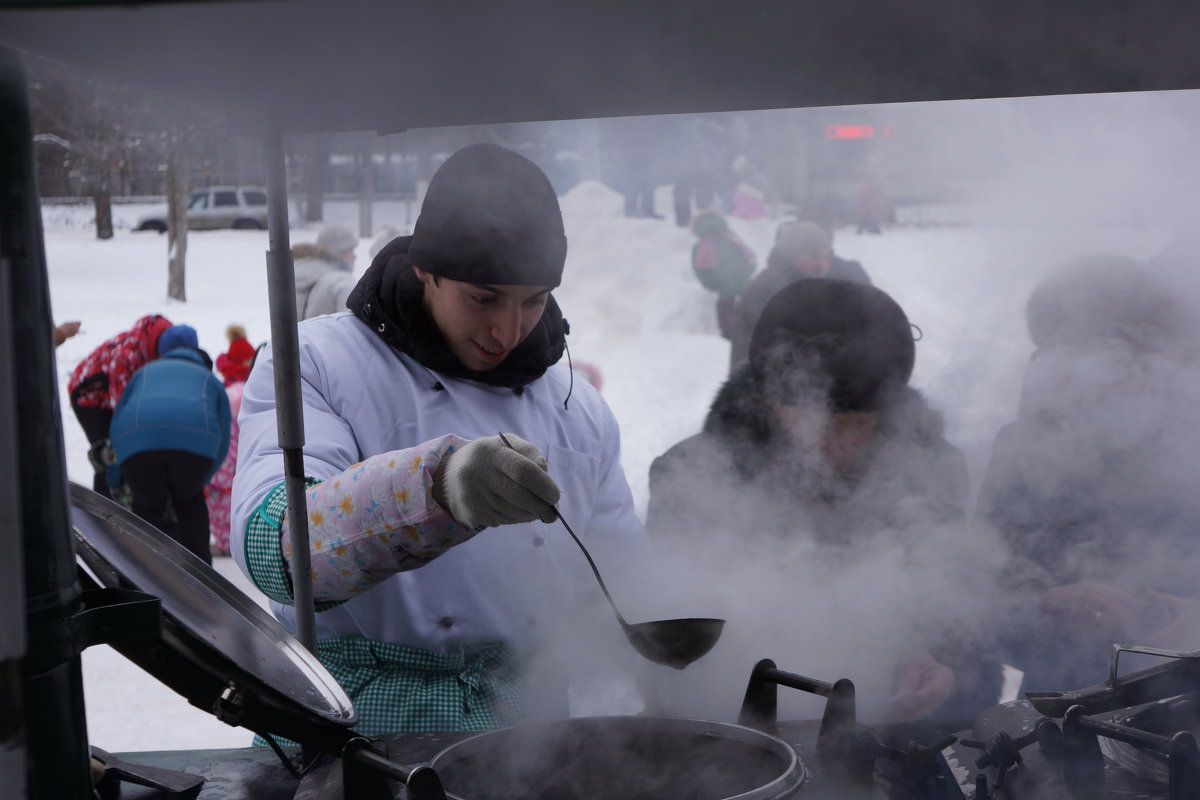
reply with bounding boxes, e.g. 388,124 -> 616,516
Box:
347,236 -> 566,389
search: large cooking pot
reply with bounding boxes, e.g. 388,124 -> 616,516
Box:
429,716 -> 807,800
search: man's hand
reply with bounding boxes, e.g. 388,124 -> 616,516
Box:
1039,581 -> 1154,639
55,319 -> 81,347
433,433 -> 560,529
883,652 -> 955,722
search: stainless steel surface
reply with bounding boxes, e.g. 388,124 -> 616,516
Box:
69,483 -> 356,726
429,716 -> 807,800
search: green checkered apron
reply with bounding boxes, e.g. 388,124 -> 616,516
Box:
244,482 -> 527,739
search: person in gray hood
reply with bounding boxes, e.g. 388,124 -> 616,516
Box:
977,254 -> 1200,693
648,279 -> 1000,725
293,223 -> 359,319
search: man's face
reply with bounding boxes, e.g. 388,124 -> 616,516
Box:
414,266 -> 553,371
794,248 -> 831,278
769,400 -> 879,473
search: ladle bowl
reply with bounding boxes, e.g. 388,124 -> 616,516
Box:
624,617 -> 726,670
496,433 -> 726,670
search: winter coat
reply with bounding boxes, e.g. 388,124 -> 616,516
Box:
67,314 -> 174,411
216,336 -> 256,386
690,212 -> 755,299
231,239 -> 651,728
728,252 -> 872,369
293,243 -> 356,320
205,381 -> 244,554
109,348 -> 232,483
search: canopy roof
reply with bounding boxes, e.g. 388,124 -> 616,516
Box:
2,0 -> 1199,133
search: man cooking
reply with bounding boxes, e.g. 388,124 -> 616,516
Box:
231,143 -> 653,734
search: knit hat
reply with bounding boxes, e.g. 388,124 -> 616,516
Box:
749,279 -> 915,412
774,221 -> 831,260
1025,254 -> 1178,352
316,224 -> 358,256
409,143 -> 567,287
157,324 -> 199,355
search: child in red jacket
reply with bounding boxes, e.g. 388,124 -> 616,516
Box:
67,314 -> 176,496
215,324 -> 256,386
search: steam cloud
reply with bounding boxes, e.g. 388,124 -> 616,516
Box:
541,91 -> 1200,723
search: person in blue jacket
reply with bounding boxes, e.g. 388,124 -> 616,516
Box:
110,324 -> 231,565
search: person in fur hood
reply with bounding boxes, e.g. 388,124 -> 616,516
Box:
293,223 -> 359,320
647,279 -> 1000,724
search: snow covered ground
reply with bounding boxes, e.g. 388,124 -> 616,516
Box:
44,186 -> 1178,752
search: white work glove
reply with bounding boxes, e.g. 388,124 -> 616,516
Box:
433,433 -> 560,529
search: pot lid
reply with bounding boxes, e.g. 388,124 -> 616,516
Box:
70,483 -> 357,733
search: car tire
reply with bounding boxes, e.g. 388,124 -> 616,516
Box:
232,219 -> 262,230
138,220 -> 167,233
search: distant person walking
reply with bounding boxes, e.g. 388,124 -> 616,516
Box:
689,210 -> 755,340
67,314 -> 178,496
294,223 -> 359,320
857,178 -> 883,234
109,329 -> 231,565
608,117 -> 664,219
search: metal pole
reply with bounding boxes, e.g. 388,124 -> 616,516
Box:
0,68 -> 27,800
1,45 -> 94,799
263,123 -> 317,654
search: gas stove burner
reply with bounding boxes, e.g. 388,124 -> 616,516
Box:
943,647 -> 1200,800
1096,695 -> 1200,786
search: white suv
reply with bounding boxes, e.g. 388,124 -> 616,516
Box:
135,186 -> 269,232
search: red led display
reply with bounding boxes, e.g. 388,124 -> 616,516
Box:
825,125 -> 874,139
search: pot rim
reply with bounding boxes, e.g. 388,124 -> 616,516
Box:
428,714 -> 808,800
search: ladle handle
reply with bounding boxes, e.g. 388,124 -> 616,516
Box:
496,432 -> 631,629
549,507 -> 632,629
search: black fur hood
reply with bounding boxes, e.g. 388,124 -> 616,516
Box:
702,363 -> 952,480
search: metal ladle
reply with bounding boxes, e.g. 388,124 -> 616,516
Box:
499,433 -> 725,670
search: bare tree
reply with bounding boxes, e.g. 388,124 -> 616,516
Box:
166,139 -> 188,301
25,55 -> 150,239
27,54 -> 238,300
